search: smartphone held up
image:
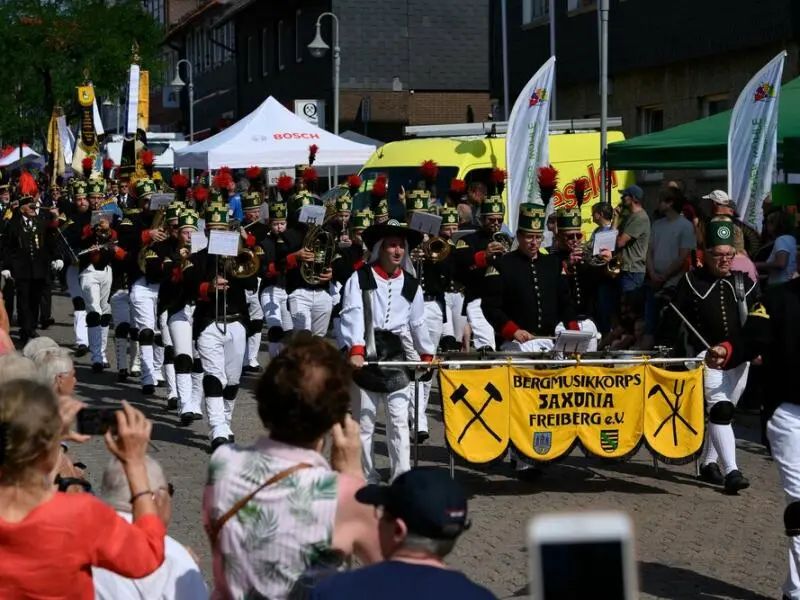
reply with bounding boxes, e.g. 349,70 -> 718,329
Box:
76,406 -> 118,436
528,510 -> 638,600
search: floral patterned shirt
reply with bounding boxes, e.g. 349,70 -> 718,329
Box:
203,437 -> 341,600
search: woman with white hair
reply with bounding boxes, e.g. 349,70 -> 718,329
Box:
33,347 -> 77,398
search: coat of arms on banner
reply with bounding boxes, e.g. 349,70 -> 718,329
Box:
533,431 -> 552,455
600,429 -> 619,452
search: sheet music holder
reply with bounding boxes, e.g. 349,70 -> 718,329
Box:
553,330 -> 594,354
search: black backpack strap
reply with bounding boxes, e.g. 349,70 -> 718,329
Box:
401,271 -> 420,303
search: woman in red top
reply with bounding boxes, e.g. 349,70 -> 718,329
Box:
0,381 -> 166,599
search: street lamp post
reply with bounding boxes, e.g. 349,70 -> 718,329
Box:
171,58 -> 195,181
308,11 -> 340,181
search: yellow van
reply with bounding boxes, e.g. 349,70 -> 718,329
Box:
357,131 -> 634,236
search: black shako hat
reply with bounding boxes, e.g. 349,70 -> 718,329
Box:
355,467 -> 471,540
361,219 -> 424,252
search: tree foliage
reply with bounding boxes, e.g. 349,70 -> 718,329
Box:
0,0 -> 164,145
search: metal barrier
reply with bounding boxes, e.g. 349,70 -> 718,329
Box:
363,352 -> 700,478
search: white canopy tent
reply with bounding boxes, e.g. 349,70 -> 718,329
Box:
173,96 -> 376,170
0,145 -> 41,168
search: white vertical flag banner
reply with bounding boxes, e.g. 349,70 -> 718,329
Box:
728,51 -> 786,233
92,96 -> 105,136
126,64 -> 141,135
57,115 -> 74,166
506,56 -> 556,233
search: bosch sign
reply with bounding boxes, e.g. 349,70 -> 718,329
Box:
273,133 -> 321,140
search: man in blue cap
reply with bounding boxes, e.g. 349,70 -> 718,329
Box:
310,467 -> 496,600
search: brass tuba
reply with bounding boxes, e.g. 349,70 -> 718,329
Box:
584,248 -> 622,279
223,247 -> 260,278
301,202 -> 337,285
137,206 -> 166,273
422,235 -> 451,262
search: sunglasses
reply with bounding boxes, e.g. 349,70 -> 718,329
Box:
709,251 -> 735,261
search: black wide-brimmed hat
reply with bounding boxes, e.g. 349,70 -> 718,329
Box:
362,219 -> 424,251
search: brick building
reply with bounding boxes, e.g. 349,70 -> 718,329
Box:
493,0 -> 800,194
229,0 -> 493,141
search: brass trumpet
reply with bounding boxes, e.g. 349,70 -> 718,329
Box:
492,232 -> 513,253
421,235 -> 451,262
570,248 -> 622,279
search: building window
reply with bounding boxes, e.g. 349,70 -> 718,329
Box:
262,28 -> 269,76
277,20 -> 285,70
223,22 -> 235,63
700,93 -> 729,118
247,35 -> 254,82
194,28 -> 201,71
522,0 -> 548,25
295,10 -> 303,63
568,0 -> 596,12
185,33 -> 193,71
638,105 -> 664,135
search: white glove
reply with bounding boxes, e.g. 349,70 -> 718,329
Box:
0,270 -> 11,280
51,260 -> 64,272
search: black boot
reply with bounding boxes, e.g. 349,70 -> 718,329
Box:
698,463 -> 724,485
724,470 -> 750,495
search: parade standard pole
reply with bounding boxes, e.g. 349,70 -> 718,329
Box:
501,0 -> 510,119
599,0 -> 610,206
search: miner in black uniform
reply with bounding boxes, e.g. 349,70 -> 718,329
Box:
61,181 -> 91,355
258,197 -> 292,358
453,172 -> 509,351
191,202 -> 251,451
482,202 -> 579,480
670,220 -> 757,494
707,248 -> 800,598
552,207 -> 601,349
239,190 -> 268,374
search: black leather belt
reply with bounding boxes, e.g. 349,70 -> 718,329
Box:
214,313 -> 241,323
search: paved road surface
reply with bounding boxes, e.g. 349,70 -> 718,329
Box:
35,293 -> 785,600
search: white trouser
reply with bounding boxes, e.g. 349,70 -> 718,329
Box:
79,265 -> 112,364
159,311 -> 177,400
197,321 -> 246,440
768,404 -> 800,599
168,305 -> 197,415
443,291 -> 467,341
130,278 -> 160,386
412,301 -> 444,433
261,285 -> 293,357
288,288 -> 333,338
110,289 -> 135,373
244,286 -> 264,367
66,265 -> 88,347
353,383 -> 411,484
466,298 -> 495,350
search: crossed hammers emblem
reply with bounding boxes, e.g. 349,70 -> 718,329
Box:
450,383 -> 503,444
649,380 -> 698,446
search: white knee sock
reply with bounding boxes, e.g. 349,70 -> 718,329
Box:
709,423 -> 738,475
246,333 -> 262,367
701,437 -> 719,467
88,326 -> 103,364
100,326 -> 109,362
115,337 -> 128,372
74,310 -> 88,346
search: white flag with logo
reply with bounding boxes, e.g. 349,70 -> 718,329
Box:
506,56 -> 555,234
728,51 -> 786,232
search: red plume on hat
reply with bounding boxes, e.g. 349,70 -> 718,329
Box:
213,167 -> 234,201
490,169 -> 506,197
246,165 -> 262,183
572,177 -> 588,207
448,178 -> 466,203
141,149 -> 155,177
371,175 -> 388,199
102,158 -> 114,180
81,156 -> 94,179
171,172 -> 189,190
420,160 -> 438,184
308,144 -> 319,165
18,171 -> 38,198
537,165 -> 558,206
192,186 -> 209,204
277,174 -> 294,193
347,175 -> 362,198
302,167 -> 318,183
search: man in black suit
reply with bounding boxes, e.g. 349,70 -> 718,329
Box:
1,194 -> 60,343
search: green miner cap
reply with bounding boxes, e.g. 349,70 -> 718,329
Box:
208,189 -> 223,204
406,190 -> 430,214
351,208 -> 373,230
336,193 -> 353,214
374,198 -> 389,219
86,179 -> 105,196
518,203 -> 546,234
482,197 -> 505,218
135,178 -> 155,199
270,202 -> 287,221
178,209 -> 199,231
166,201 -> 185,222
206,202 -> 229,228
72,180 -> 88,197
706,219 -> 735,248
556,207 -> 582,232
440,206 -> 459,226
291,190 -> 314,213
242,191 -> 262,211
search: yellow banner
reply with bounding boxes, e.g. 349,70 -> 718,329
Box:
137,70 -> 150,132
439,365 -> 704,464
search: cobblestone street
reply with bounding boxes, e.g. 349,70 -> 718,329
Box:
43,293 -> 784,600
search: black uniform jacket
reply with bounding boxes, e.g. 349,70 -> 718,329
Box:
453,228 -> 496,303
188,248 -> 251,335
1,211 -> 58,280
482,250 -> 578,341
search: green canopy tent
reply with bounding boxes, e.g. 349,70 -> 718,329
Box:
607,76 -> 800,171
